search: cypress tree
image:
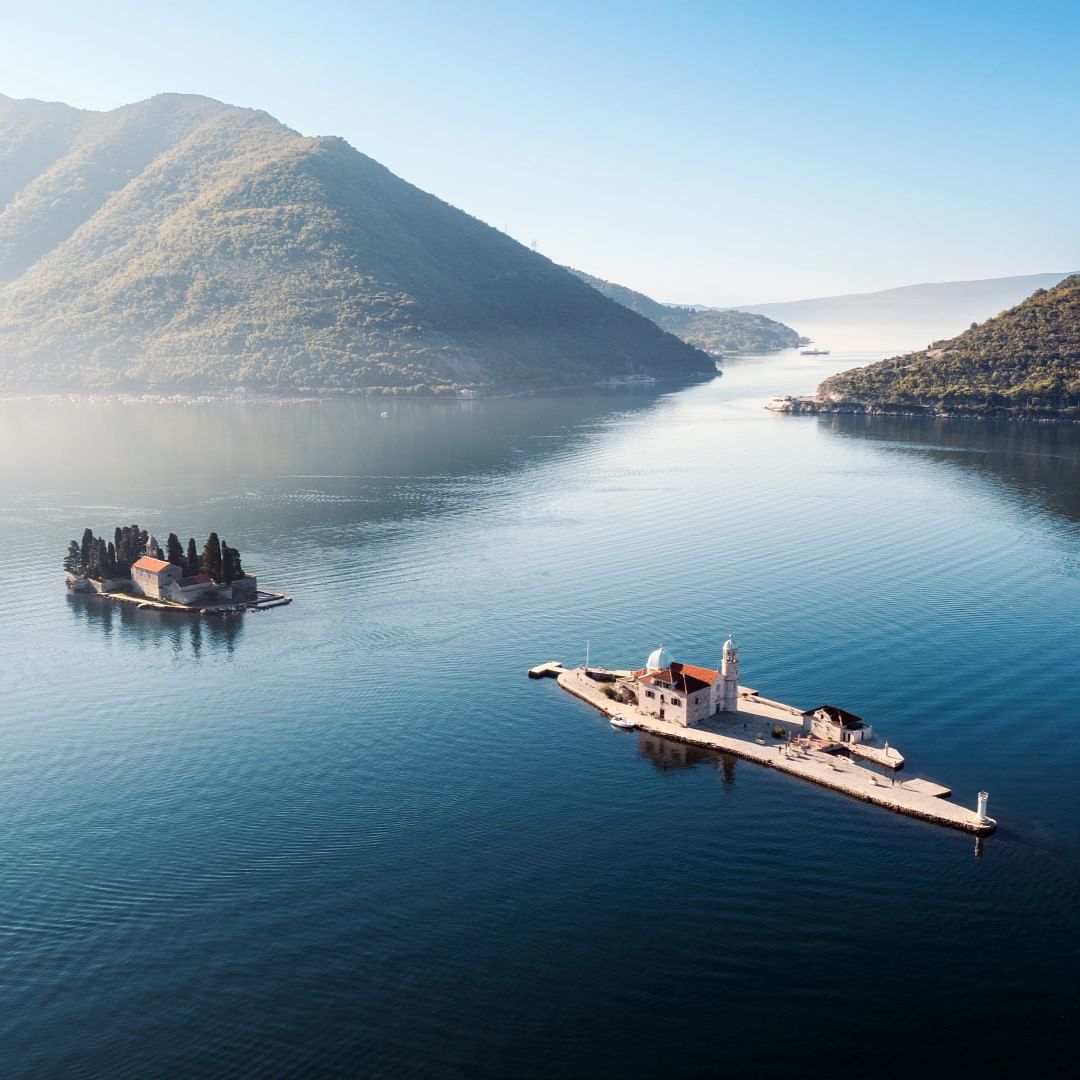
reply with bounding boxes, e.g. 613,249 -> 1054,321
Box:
221,543 -> 243,584
107,541 -> 118,577
80,528 -> 94,573
166,533 -> 184,567
186,538 -> 199,577
202,532 -> 223,583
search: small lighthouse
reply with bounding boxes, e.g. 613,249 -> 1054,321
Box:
719,636 -> 739,712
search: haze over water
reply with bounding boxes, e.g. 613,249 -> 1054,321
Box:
1,351 -> 1077,1077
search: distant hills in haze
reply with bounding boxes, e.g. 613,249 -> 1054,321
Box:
736,272 -> 1075,352
816,274 -> 1080,418
0,92 -> 712,395
569,268 -> 801,353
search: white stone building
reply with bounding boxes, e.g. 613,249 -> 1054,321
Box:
130,556 -> 183,599
163,573 -> 221,606
628,639 -> 740,728
805,705 -> 873,744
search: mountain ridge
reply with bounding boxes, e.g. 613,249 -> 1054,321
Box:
730,272 -> 1075,352
0,92 -> 713,394
568,268 -> 801,353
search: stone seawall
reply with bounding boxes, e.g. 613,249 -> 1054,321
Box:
554,666 -> 996,836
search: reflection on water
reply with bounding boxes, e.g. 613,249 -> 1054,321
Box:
66,592 -> 245,658
820,413 -> 1080,525
636,732 -> 738,786
637,731 -> 714,771
0,389 -> 667,495
1,365 -> 1078,1079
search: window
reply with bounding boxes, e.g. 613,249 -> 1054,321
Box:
645,690 -> 654,699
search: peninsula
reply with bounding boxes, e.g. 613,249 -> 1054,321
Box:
532,639 -> 995,835
64,523 -> 288,613
772,275 -> 1080,421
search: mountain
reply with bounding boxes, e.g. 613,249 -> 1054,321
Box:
0,92 -> 713,394
568,269 -> 801,353
816,275 -> 1080,418
736,272 -> 1075,353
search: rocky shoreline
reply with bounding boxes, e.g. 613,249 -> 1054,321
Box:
765,395 -> 1078,422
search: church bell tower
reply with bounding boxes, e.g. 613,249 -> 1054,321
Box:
719,636 -> 739,712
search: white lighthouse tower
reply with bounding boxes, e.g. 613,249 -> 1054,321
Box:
718,636 -> 739,712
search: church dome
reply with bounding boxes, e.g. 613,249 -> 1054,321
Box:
646,645 -> 674,672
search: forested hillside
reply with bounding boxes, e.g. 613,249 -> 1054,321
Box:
818,275 -> 1080,417
568,269 -> 801,353
0,92 -> 712,394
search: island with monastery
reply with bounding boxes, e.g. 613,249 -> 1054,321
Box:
531,638 -> 995,835
63,523 -> 290,613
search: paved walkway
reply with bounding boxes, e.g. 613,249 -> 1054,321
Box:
556,667 -> 995,835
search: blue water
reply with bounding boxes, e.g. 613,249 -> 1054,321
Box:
1,352 -> 1077,1077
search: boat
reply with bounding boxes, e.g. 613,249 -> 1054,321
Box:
800,348 -> 831,356
609,716 -> 638,730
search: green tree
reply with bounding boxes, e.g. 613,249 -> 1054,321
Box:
221,543 -> 244,584
166,533 -> 184,567
80,527 -> 94,572
201,532 -> 223,582
63,540 -> 81,574
186,538 -> 199,577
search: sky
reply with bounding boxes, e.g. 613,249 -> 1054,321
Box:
1,0 -> 1077,305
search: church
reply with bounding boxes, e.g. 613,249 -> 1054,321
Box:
628,638 -> 740,728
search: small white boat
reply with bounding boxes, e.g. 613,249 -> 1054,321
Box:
609,716 -> 638,730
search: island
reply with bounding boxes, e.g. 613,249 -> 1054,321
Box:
63,523 -> 289,613
772,274 -> 1080,420
531,639 -> 995,835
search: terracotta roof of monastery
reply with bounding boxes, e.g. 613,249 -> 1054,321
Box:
636,661 -> 720,696
176,574 -> 212,587
132,556 -> 172,573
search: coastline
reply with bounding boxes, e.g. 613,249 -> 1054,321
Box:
0,372 -> 717,407
767,396 -> 1079,423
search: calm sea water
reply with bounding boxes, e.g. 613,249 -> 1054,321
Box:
1,351 -> 1077,1078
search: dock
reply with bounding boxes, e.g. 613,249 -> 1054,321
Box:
544,665 -> 995,836
528,661 -> 565,680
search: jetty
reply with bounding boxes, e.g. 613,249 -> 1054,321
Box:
533,650 -> 995,836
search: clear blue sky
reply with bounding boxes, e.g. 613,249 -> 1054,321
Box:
3,0 -> 1077,304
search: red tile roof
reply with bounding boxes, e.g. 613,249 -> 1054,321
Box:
677,663 -> 721,686
636,661 -> 719,696
132,556 -> 172,573
176,574 -> 212,587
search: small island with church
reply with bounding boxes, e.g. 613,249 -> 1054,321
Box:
64,523 -> 290,613
530,638 -> 996,835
